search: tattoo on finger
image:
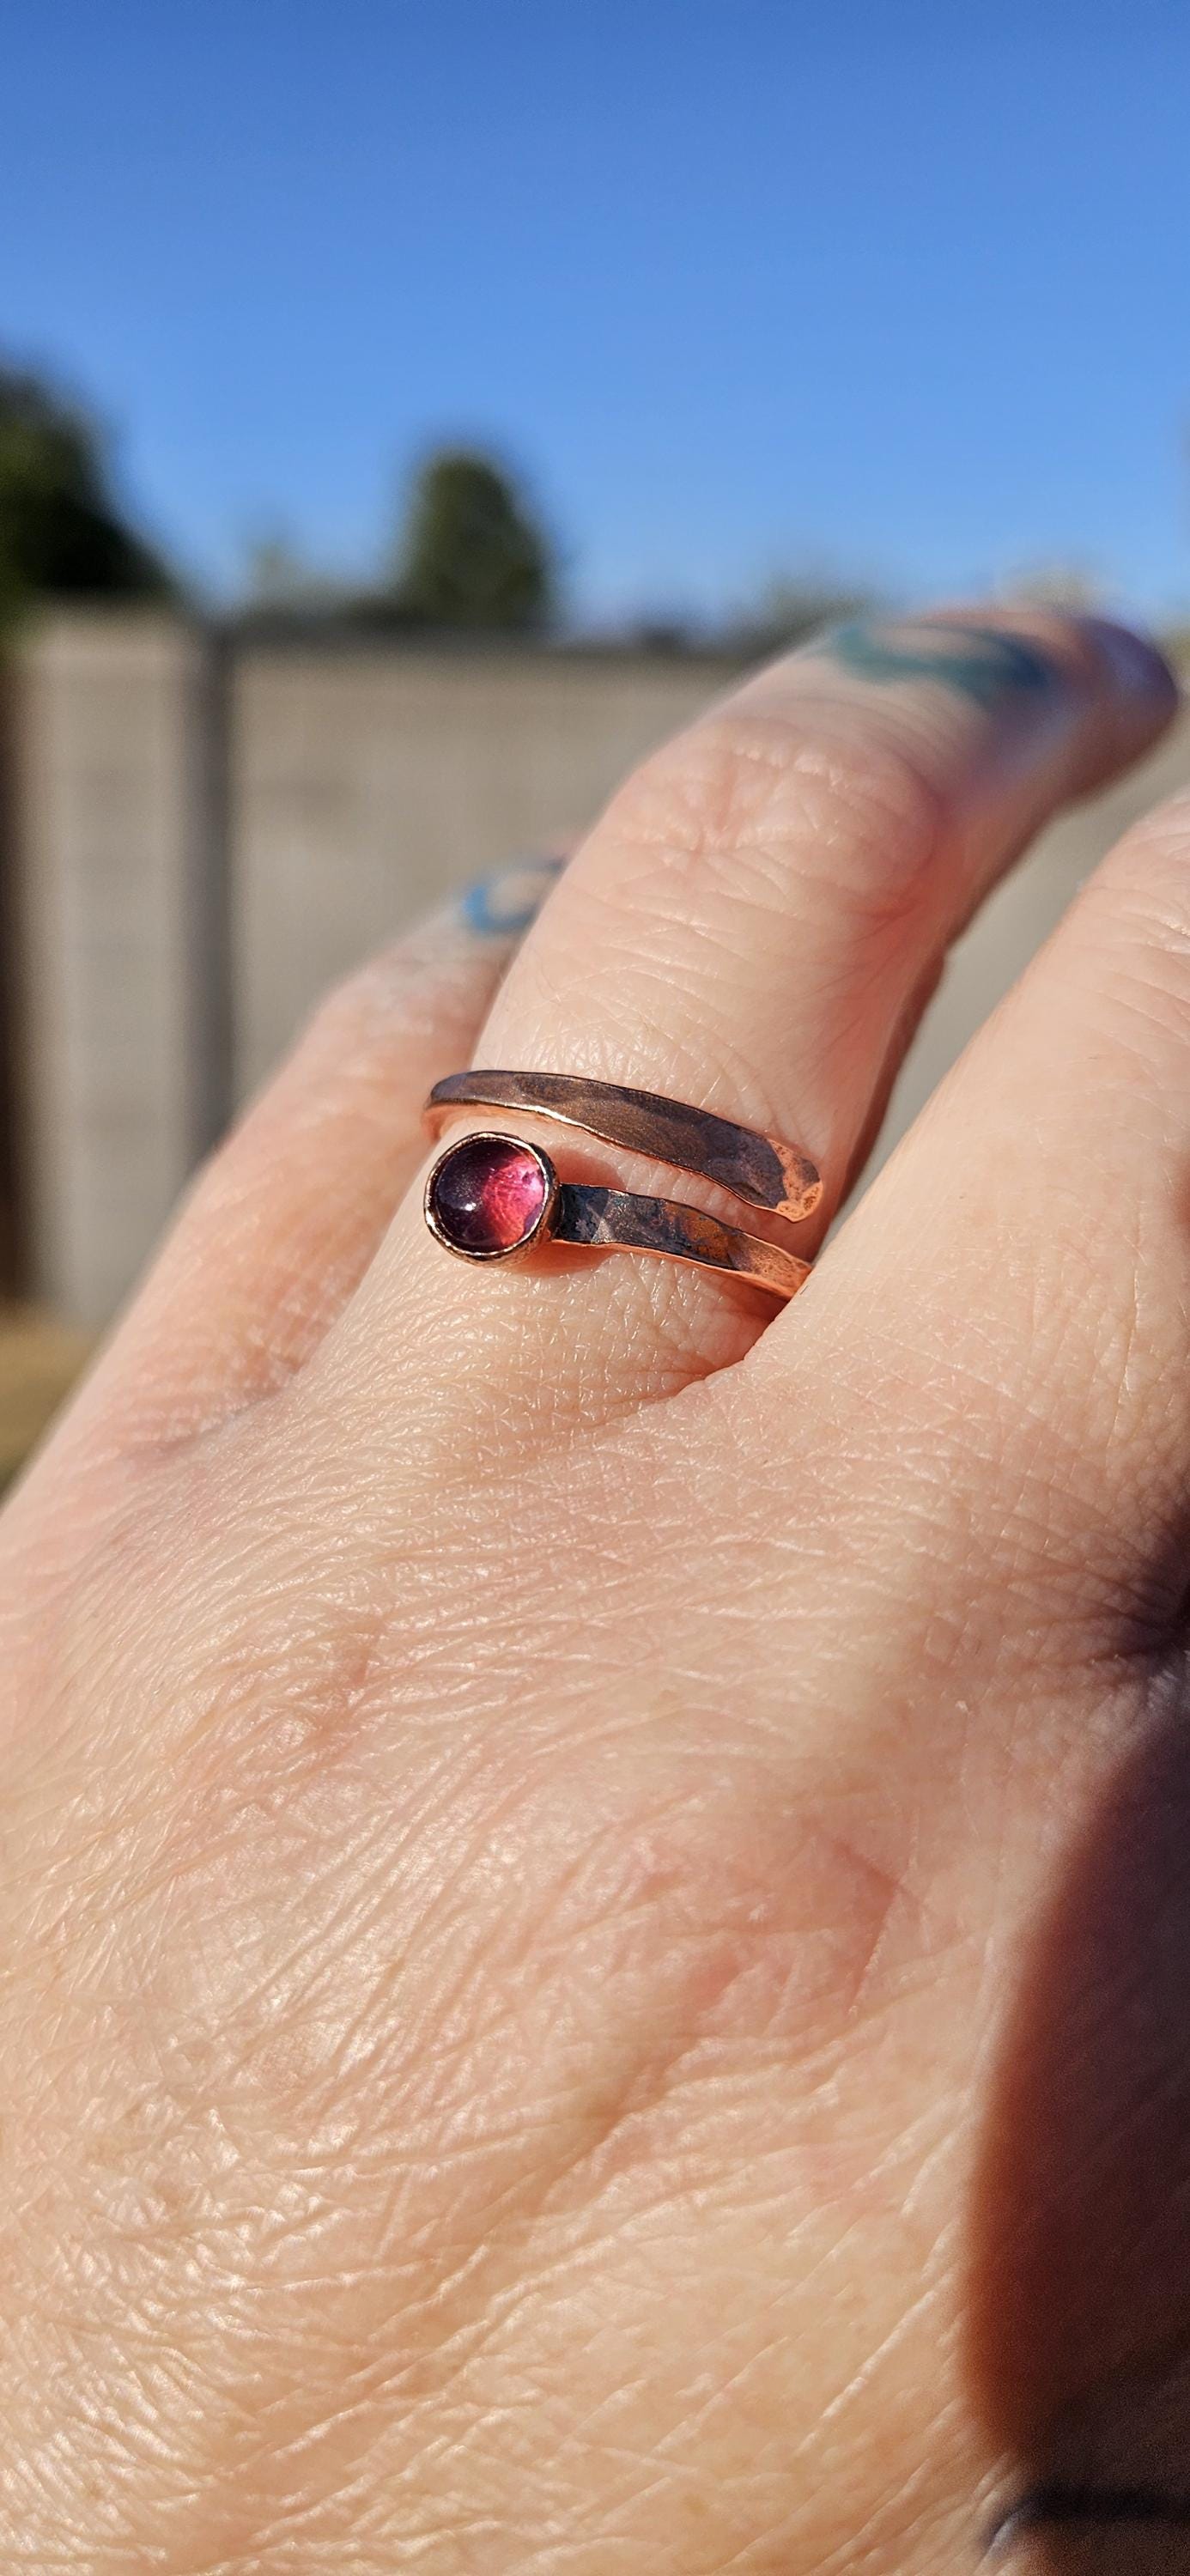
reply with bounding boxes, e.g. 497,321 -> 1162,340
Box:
460,852 -> 568,939
810,617 -> 1061,709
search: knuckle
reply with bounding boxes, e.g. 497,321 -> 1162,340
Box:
248,927 -> 471,1121
600,705 -> 947,942
298,937 -> 439,1054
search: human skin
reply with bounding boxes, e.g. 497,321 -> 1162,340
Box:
5,607 -> 1190,2571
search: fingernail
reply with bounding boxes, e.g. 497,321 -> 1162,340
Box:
459,851 -> 567,939
1079,617 -> 1181,711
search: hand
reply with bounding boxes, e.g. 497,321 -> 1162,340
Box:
2,610 -> 1187,2573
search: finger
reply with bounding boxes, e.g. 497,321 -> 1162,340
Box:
762,775 -> 1190,2538
778,773 -> 1190,1635
39,854 -> 568,1461
322,610 -> 1176,1455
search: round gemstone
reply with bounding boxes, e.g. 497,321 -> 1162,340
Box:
428,1134 -> 550,1256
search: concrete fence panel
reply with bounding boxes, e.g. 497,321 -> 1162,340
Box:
230,645 -> 739,1096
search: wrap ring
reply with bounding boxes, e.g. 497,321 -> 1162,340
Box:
422,1070 -> 820,1303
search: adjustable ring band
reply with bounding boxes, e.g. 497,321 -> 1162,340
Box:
423,1136 -> 811,1299
421,1073 -> 818,1303
425,1068 -> 822,1222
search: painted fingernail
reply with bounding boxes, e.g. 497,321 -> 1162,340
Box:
1079,617 -> 1181,710
459,851 -> 567,939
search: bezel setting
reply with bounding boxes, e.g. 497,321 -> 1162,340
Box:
423,1131 -> 559,1263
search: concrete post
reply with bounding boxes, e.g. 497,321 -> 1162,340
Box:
15,612 -> 222,1326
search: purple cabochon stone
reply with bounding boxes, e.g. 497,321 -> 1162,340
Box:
428,1136 -> 549,1254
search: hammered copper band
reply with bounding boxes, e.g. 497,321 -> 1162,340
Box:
421,1072 -> 817,1303
424,1069 -> 823,1223
549,1182 -> 810,1298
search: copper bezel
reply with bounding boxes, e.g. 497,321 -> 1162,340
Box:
423,1131 -> 560,1263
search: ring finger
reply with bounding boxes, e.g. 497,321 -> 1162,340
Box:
321,608 -> 1177,1451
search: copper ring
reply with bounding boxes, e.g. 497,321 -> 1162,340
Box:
421,1071 -> 819,1303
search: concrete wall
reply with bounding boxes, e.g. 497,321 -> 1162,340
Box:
12,611 -> 1190,1324
231,644 -> 738,1094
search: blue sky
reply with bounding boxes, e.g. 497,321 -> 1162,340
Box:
3,1 -> 1189,623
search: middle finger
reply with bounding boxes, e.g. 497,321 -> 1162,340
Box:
323,608 -> 1175,1455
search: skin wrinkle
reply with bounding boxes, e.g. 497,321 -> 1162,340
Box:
176,1690 -> 871,2215
633,720 -> 950,925
83,1628 -> 943,2555
572,725 -> 955,1082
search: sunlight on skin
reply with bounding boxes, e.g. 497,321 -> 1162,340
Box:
2,613 -> 1189,2569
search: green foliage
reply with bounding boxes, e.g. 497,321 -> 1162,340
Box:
0,367 -> 174,629
390,449 -> 553,631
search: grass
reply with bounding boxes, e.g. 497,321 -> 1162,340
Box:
0,1305 -> 91,1489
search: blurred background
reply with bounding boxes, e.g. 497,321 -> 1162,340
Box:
2,0 -> 1189,1473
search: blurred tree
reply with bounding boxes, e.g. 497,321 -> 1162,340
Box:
390,449 -> 553,630
0,366 -> 174,629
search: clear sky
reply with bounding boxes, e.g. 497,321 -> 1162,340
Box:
3,0 -> 1189,624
